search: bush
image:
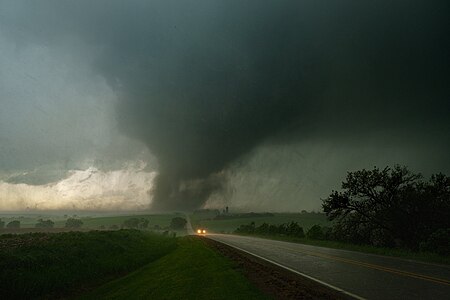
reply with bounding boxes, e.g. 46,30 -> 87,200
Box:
322,226 -> 333,240
286,222 -> 305,238
139,218 -> 149,229
65,218 -> 83,228
170,217 -> 187,230
235,222 -> 256,234
420,228 -> 450,256
35,219 -> 54,228
122,218 -> 150,229
6,220 -> 20,228
306,225 -> 325,240
235,222 -> 305,238
122,218 -> 140,229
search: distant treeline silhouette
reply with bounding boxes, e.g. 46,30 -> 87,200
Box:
214,212 -> 274,220
235,221 -> 307,238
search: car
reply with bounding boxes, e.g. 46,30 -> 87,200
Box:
196,228 -> 207,234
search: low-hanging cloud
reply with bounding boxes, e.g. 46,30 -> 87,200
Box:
1,1 -> 449,211
0,164 -> 156,211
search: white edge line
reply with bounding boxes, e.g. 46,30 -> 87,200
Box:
209,237 -> 367,300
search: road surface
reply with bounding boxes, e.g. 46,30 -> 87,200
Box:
207,234 -> 450,300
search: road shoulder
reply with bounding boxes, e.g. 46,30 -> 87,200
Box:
203,236 -> 355,300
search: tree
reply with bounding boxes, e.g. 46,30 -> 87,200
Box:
322,165 -> 450,249
420,228 -> 450,256
139,218 -> 149,229
170,217 -> 187,230
122,218 -> 140,229
306,225 -> 325,240
35,219 -> 54,228
0,219 -> 4,229
65,218 -> 83,228
6,220 -> 20,228
286,222 -> 305,238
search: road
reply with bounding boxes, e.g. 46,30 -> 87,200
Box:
206,234 -> 450,300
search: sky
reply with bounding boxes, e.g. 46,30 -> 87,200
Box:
0,1 -> 449,212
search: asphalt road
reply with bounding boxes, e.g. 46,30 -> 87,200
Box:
207,234 -> 450,300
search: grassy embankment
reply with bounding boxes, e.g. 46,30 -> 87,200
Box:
0,230 -> 177,299
191,213 -> 450,265
81,236 -> 267,300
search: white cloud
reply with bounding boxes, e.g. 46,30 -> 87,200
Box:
0,163 -> 156,211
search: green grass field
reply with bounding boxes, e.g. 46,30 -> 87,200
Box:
0,230 -> 177,299
190,212 -> 330,233
81,236 -> 268,300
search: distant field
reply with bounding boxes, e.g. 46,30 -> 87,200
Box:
0,214 -> 67,228
191,212 -> 330,233
0,212 -> 185,232
0,227 -> 91,234
55,213 -> 182,229
81,236 -> 267,300
0,230 -> 177,299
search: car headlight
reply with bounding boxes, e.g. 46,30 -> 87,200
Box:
197,229 -> 202,234
202,230 -> 206,234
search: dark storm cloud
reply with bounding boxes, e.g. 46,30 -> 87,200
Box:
1,1 -> 449,210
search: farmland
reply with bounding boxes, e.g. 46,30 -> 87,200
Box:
0,212 -> 186,235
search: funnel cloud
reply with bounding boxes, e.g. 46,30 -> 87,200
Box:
1,1 -> 449,211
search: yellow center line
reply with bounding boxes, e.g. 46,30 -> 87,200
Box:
277,246 -> 450,286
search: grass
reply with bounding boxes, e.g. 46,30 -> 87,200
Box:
81,236 -> 269,300
190,212 -> 329,233
235,233 -> 450,265
0,230 -> 177,299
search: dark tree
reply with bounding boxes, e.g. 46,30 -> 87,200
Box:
6,220 -> 20,228
420,228 -> 450,256
122,218 -> 140,229
65,218 -> 83,228
306,225 -> 325,240
322,165 -> 450,249
0,219 -> 4,229
170,217 -> 187,230
35,219 -> 54,228
139,218 -> 150,229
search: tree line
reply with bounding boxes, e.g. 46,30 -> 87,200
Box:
322,165 -> 449,255
235,165 -> 449,256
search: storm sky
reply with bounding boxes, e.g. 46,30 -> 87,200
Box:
0,1 -> 449,211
